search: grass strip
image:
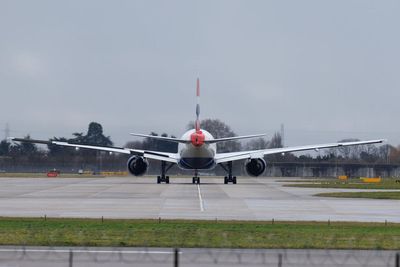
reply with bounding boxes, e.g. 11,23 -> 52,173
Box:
0,218 -> 399,249
315,191 -> 400,200
285,179 -> 400,189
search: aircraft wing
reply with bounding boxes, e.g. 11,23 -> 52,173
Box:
215,139 -> 385,164
10,137 -> 179,164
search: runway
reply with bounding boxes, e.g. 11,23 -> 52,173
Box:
0,176 -> 399,222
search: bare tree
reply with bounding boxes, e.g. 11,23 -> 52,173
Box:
245,138 -> 269,150
268,132 -> 283,149
188,119 -> 241,152
336,138 -> 360,159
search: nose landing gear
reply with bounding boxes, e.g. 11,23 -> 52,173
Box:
192,170 -> 200,184
192,176 -> 200,184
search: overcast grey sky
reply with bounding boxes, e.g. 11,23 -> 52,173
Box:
0,0 -> 399,147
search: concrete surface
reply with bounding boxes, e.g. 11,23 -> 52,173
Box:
0,246 -> 397,267
0,176 -> 398,222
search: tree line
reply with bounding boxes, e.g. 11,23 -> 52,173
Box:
0,119 -> 397,173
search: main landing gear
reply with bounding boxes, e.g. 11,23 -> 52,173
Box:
192,170 -> 200,184
220,161 -> 237,184
157,161 -> 174,184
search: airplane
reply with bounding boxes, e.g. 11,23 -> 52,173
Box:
11,79 -> 385,184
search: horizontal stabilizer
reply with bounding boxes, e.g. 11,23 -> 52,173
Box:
205,134 -> 267,144
129,133 -> 190,144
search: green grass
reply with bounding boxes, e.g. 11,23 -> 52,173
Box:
284,178 -> 400,189
0,218 -> 399,249
315,191 -> 400,200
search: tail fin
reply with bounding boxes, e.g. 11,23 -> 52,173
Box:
195,78 -> 201,132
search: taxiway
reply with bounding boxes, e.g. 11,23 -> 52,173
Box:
0,177 -> 398,222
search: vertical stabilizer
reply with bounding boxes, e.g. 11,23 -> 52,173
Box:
191,78 -> 205,147
195,78 -> 200,132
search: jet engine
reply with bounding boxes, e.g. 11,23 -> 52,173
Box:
245,158 -> 266,177
127,156 -> 148,176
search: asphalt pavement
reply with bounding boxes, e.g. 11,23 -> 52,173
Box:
0,176 -> 398,222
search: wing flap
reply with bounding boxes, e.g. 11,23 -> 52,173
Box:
52,141 -> 131,154
262,139 -> 385,156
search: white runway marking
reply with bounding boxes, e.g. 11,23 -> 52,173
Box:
197,184 -> 205,212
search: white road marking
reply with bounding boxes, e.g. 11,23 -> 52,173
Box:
0,248 -> 174,254
197,184 -> 205,212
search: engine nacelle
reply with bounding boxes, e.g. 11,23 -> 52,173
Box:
245,158 -> 266,177
127,156 -> 148,176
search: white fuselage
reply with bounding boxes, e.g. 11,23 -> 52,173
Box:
177,129 -> 217,170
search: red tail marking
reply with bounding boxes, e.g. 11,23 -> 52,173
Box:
192,78 -> 204,145
195,78 -> 201,132
191,130 -> 205,147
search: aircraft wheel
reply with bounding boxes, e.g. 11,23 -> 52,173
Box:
224,176 -> 228,184
233,176 -> 237,184
192,177 -> 196,184
166,176 -> 170,184
197,177 -> 200,184
157,176 -> 161,184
